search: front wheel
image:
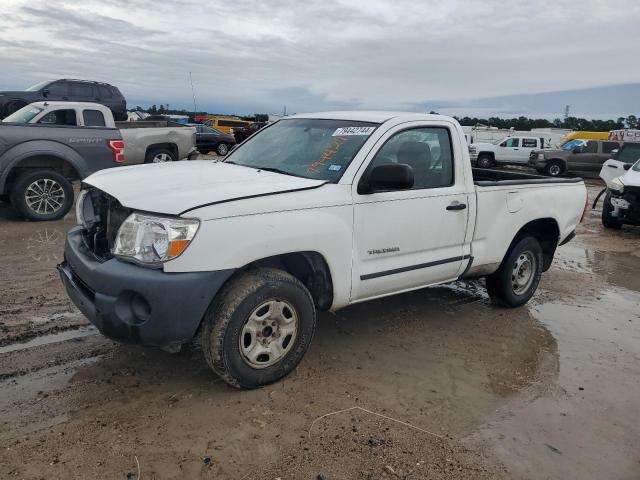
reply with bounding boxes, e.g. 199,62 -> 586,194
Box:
10,169 -> 74,221
202,268 -> 316,389
545,161 -> 563,177
486,236 -> 543,308
477,154 -> 494,168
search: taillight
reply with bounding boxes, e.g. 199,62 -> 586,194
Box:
108,140 -> 125,163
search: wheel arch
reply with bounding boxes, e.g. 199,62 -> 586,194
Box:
506,217 -> 560,272
228,251 -> 334,311
145,142 -> 178,160
1,152 -> 82,195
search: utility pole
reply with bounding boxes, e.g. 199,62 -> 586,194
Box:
564,105 -> 570,121
189,72 -> 198,114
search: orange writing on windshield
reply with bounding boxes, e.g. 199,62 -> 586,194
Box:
307,136 -> 347,175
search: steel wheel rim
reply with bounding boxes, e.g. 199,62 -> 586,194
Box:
25,178 -> 65,215
218,144 -> 228,155
512,250 -> 536,295
153,153 -> 172,163
549,164 -> 560,176
239,299 -> 298,369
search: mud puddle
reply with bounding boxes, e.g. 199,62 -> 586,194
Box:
0,325 -> 97,354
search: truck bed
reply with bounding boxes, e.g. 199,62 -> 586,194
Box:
472,168 -> 583,186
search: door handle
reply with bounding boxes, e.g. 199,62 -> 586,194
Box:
446,203 -> 467,211
513,148 -> 519,150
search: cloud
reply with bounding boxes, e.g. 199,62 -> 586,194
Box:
1,0 -> 639,116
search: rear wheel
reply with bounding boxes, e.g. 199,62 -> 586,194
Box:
202,268 -> 316,389
545,161 -> 563,177
145,148 -> 176,163
602,192 -> 623,229
216,142 -> 229,156
477,154 -> 494,168
486,236 -> 543,308
10,169 -> 74,221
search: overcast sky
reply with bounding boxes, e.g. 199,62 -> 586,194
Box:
1,0 -> 639,117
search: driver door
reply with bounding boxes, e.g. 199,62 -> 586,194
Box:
351,122 -> 471,301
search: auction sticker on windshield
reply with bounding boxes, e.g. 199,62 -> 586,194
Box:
333,126 -> 376,136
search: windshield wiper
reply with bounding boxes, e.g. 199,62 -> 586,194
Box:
254,166 -> 305,178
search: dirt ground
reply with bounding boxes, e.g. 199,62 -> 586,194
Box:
1,174 -> 639,479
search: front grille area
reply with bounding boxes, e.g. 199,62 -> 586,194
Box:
80,188 -> 131,261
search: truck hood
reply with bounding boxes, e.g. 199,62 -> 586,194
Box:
84,160 -> 326,215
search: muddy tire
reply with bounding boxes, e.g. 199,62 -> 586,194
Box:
602,192 -> 622,229
145,148 -> 176,163
10,169 -> 74,221
477,154 -> 494,168
202,268 -> 316,389
486,236 -> 543,308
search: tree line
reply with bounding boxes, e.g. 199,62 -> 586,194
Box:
132,105 -> 268,122
134,105 -> 639,132
454,115 -> 639,131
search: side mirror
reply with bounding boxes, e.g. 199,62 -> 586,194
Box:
623,163 -> 632,171
42,88 -> 50,97
359,163 -> 414,194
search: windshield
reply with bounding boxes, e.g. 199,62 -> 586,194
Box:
2,105 -> 43,123
25,81 -> 51,92
224,118 -> 378,181
562,139 -> 586,151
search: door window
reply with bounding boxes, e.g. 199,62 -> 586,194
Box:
38,109 -> 77,126
500,138 -> 519,148
585,141 -> 598,153
368,127 -> 454,189
83,110 -> 106,127
602,142 -> 619,154
70,82 -> 94,97
47,82 -> 68,96
522,138 -> 537,148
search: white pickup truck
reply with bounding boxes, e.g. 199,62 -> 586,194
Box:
4,101 -> 197,164
472,135 -> 548,168
59,112 -> 587,388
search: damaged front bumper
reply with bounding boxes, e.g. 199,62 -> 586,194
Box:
58,226 -> 234,349
610,189 -> 640,225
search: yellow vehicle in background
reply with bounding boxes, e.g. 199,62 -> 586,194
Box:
558,131 -> 609,147
201,116 -> 252,134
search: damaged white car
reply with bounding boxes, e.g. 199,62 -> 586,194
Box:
599,142 -> 640,229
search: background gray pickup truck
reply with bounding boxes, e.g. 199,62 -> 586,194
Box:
0,118 -> 123,221
0,102 -> 197,221
529,138 -> 622,176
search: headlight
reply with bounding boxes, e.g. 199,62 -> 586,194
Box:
537,153 -> 545,159
610,177 -> 624,194
112,213 -> 200,266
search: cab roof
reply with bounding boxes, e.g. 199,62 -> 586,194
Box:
289,111 -> 450,124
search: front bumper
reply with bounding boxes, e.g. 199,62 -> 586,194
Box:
58,227 -> 234,348
528,158 -> 546,169
610,191 -> 640,225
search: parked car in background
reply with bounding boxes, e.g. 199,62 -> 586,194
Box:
1,102 -> 196,220
529,139 -> 622,176
0,79 -> 127,121
558,130 -> 609,147
232,122 -> 267,143
60,111 -> 587,388
190,124 -> 236,155
472,136 -> 548,168
599,142 -> 640,229
201,115 -> 252,134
